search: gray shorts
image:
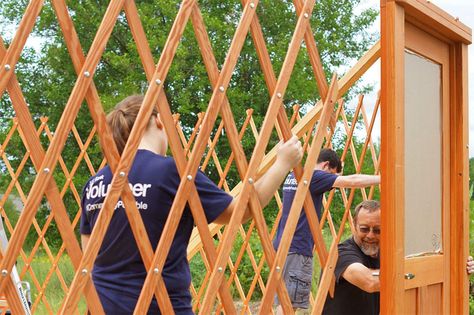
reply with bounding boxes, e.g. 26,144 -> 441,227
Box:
274,252 -> 313,309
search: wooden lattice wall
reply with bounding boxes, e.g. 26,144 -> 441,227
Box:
0,0 -> 381,314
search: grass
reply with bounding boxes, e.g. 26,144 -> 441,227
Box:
14,251 -> 87,315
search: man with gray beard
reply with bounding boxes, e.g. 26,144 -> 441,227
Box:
322,200 -> 380,315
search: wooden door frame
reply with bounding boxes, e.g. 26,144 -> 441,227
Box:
380,0 -> 471,314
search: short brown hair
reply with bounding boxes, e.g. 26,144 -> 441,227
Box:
317,148 -> 342,173
353,200 -> 380,225
106,95 -> 158,155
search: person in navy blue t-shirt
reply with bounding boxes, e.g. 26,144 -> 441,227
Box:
273,148 -> 380,314
80,95 -> 303,314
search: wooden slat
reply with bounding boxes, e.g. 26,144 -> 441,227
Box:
134,1 -> 260,312
338,41 -> 380,97
0,34 -> 105,313
189,2 -> 297,311
199,0 -> 320,312
0,2 -> 126,303
186,41 -> 383,265
50,0 -> 172,312
241,0 -> 332,300
0,0 -> 45,97
259,74 -> 338,314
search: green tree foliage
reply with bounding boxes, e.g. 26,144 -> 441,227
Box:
0,0 -> 377,252
0,0 -> 377,126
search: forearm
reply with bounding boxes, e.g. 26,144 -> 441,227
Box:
334,174 -> 380,188
351,270 -> 380,293
81,234 -> 90,250
254,160 -> 290,207
214,135 -> 302,225
343,264 -> 380,293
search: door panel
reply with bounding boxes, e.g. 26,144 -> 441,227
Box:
404,289 -> 418,314
419,284 -> 443,314
404,256 -> 444,290
403,21 -> 450,313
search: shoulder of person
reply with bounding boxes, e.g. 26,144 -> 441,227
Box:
313,169 -> 338,179
338,238 -> 363,256
139,152 -> 178,172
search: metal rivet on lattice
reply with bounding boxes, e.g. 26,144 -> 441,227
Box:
248,178 -> 254,184
153,268 -> 160,274
84,71 -> 91,78
303,13 -> 309,19
187,175 -> 193,181
155,79 -> 162,85
4,64 -> 11,71
303,180 -> 308,186
81,268 -> 88,275
119,171 -> 126,177
1,270 -> 8,277
219,86 -> 225,92
276,266 -> 281,272
250,2 -> 255,8
217,267 -> 223,273
43,168 -> 50,174
276,92 -> 282,99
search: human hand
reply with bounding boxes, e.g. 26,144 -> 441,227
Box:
467,256 -> 474,275
275,135 -> 303,170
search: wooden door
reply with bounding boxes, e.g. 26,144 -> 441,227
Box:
381,1 -> 471,313
402,22 -> 450,314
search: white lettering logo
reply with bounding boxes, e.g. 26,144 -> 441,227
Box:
85,180 -> 151,199
85,178 -> 152,212
283,175 -> 298,191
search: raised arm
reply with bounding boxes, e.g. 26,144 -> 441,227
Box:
341,262 -> 380,293
333,174 -> 380,188
214,136 -> 303,224
253,136 -> 303,207
81,234 -> 90,250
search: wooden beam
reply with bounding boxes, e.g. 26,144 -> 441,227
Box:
380,1 -> 406,314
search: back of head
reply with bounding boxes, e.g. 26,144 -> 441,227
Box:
106,95 -> 158,155
353,200 -> 380,225
317,148 -> 342,173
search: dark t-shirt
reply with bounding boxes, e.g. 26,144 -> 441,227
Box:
273,170 -> 337,257
322,237 -> 380,315
80,150 -> 232,314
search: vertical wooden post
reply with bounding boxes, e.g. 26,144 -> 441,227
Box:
449,41 -> 470,315
380,1 -> 405,314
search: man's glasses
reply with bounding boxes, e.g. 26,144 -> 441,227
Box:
358,225 -> 381,235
